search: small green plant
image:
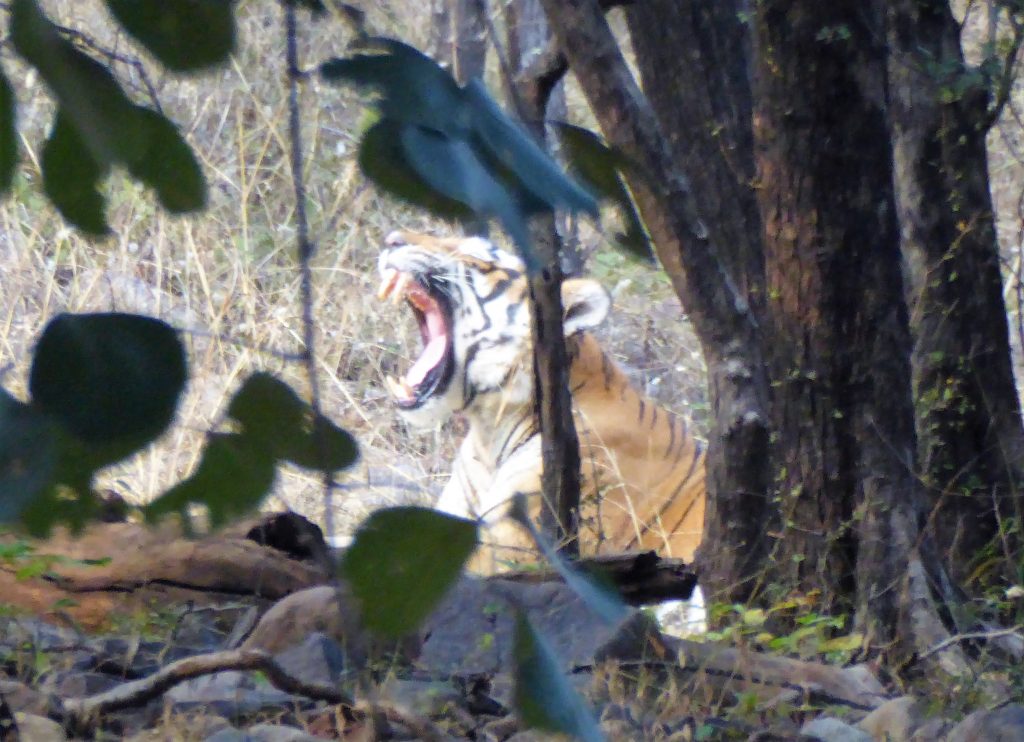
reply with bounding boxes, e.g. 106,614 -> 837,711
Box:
704,595 -> 863,663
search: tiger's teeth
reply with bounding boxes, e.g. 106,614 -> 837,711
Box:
385,374 -> 414,399
392,273 -> 412,304
377,268 -> 398,300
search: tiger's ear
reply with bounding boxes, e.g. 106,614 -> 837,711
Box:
561,279 -> 610,336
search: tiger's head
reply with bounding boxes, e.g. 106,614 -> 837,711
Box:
378,230 -> 611,427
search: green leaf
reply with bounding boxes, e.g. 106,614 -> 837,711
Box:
319,38 -> 465,134
555,123 -> 653,262
11,0 -> 138,164
465,81 -> 596,218
514,612 -> 604,741
358,119 -> 475,221
227,373 -> 358,471
41,109 -> 110,235
399,125 -> 533,268
144,433 -> 276,528
341,507 -> 477,637
0,67 -> 16,196
508,495 -> 629,626
228,373 -> 306,447
104,0 -> 236,73
0,390 -> 57,525
12,0 -> 207,224
29,313 -> 187,459
122,107 -> 206,213
280,416 -> 358,472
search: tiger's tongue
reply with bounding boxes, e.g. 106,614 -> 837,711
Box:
405,307 -> 447,386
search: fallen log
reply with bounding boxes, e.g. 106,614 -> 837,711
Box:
492,549 -> 698,604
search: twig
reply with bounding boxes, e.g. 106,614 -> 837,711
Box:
282,1 -> 337,549
62,647 -> 353,727
917,624 -> 1024,662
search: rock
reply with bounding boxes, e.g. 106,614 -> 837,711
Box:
946,703 -> 1024,742
418,577 -> 643,676
166,669 -> 297,718
274,632 -> 348,685
12,712 -> 67,741
53,670 -> 122,697
857,696 -> 927,741
125,712 -> 231,741
800,717 -> 873,742
245,723 -> 322,741
242,584 -> 419,667
379,678 -> 464,717
0,679 -> 58,716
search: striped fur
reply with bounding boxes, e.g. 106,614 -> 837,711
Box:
379,231 -> 706,571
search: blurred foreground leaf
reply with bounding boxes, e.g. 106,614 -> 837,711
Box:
228,372 -> 358,471
555,123 -> 653,262
342,507 -> 477,637
144,433 -> 276,529
0,68 -> 15,196
105,0 -> 236,73
29,313 -> 187,463
508,494 -> 629,626
514,612 -> 604,741
0,391 -> 57,525
11,0 -> 207,230
41,110 -> 110,235
321,38 -> 597,270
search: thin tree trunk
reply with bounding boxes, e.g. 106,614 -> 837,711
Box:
624,0 -> 772,606
430,0 -> 487,84
886,0 -> 1024,586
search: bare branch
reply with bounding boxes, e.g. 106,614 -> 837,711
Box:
282,3 -> 337,555
62,647 -> 353,727
918,623 -> 1024,662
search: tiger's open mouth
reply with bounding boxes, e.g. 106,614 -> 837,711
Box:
377,267 -> 455,409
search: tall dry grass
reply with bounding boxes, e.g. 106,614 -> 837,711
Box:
0,1 -> 704,540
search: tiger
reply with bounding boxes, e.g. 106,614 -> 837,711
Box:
376,229 -> 706,579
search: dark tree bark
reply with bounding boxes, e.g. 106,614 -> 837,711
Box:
624,0 -> 772,606
750,1 -> 968,667
886,0 -> 1024,585
501,0 -> 583,555
429,0 -> 487,84
540,0 -> 973,671
536,0 -> 772,606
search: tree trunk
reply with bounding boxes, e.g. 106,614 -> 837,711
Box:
429,0 -> 487,84
751,1 -> 964,666
624,0 -> 772,606
537,0 -> 772,606
505,1 -> 583,556
886,0 -> 1024,586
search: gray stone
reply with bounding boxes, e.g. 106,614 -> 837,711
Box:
0,679 -> 57,716
273,632 -> 347,685
54,670 -> 122,697
418,577 -> 643,677
12,712 -> 67,741
380,678 -> 463,717
245,723 -> 321,741
800,716 -> 873,742
857,695 -> 925,741
166,669 -> 297,718
204,730 -> 253,742
946,704 -> 1024,742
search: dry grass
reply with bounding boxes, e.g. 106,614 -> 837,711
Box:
0,1 -> 704,541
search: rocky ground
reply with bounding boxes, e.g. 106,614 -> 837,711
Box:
0,514 -> 1022,741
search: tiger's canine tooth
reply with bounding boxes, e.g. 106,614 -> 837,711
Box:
392,273 -> 412,304
377,268 -> 398,300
